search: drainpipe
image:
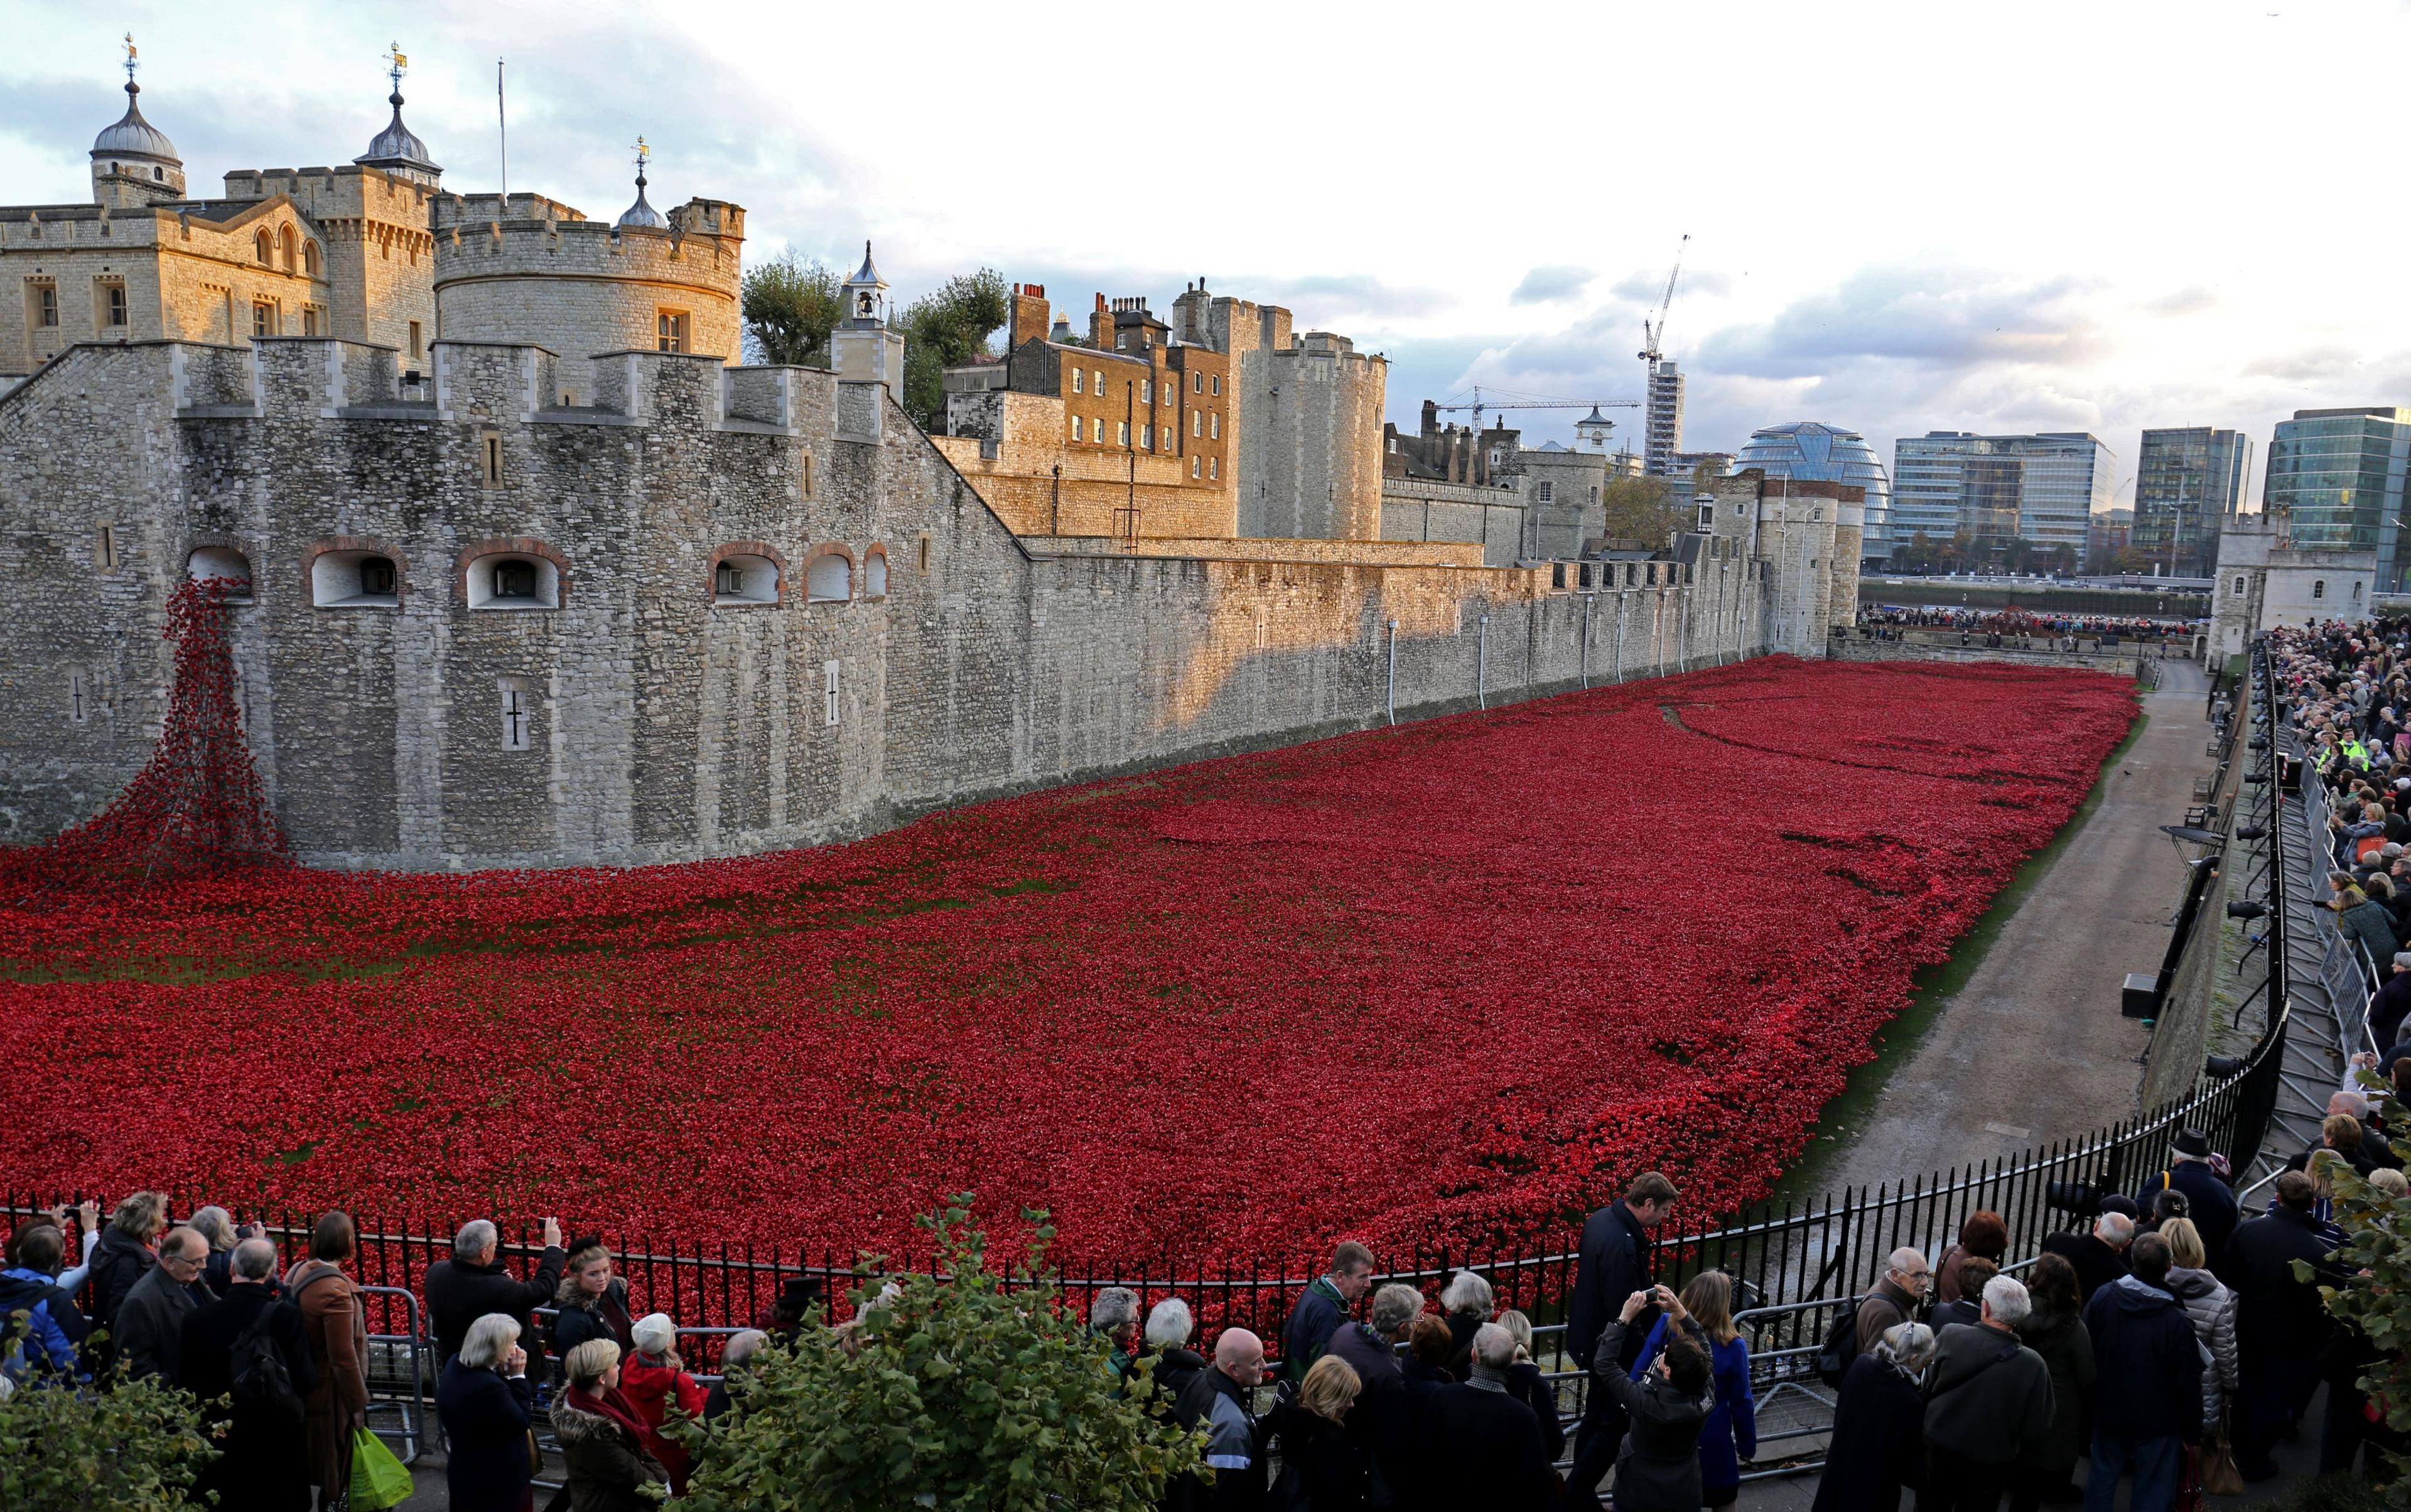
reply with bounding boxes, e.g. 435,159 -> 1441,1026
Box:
1477,613 -> 1491,708
1386,619 -> 1399,725
1615,590 -> 1627,682
1581,592 -> 1592,688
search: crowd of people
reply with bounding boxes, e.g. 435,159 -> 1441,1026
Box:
1855,607 -> 2195,642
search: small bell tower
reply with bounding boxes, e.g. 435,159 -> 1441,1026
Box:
830,240 -> 906,438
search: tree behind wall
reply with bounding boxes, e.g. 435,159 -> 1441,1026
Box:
743,252 -> 844,367
898,269 -> 1010,429
1599,475 -> 1687,549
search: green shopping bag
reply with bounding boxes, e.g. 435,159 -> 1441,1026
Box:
348,1427 -> 414,1511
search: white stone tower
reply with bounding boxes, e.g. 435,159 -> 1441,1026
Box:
90,35 -> 185,208
831,242 -> 905,436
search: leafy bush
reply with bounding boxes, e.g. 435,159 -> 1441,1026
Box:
0,1356 -> 216,1512
2308,1079 -> 2411,1501
676,1196 -> 1204,1511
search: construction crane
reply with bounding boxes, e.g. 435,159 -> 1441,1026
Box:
1434,387 -> 1641,434
1637,233 -> 1689,365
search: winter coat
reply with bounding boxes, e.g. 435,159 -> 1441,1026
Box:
425,1245 -> 568,1366
619,1348 -> 708,1493
1265,1402 -> 1373,1511
2133,1160 -> 2243,1266
1923,1321 -> 2055,1469
1593,1316 -> 1713,1511
1440,1309 -> 1481,1381
84,1228 -> 154,1333
181,1282 -> 318,1512
2083,1275 -> 2204,1444
550,1389 -> 669,1512
2014,1307 -> 2094,1472
1565,1199 -> 1653,1372
1281,1275 -> 1349,1385
2164,1266 -> 2240,1425
2040,1230 -> 2130,1306
1324,1322 -> 1415,1501
551,1275 -> 634,1363
437,1356 -> 537,1512
2374,969 -> 2411,1049
1854,1275 -> 1920,1356
1634,1315 -> 1755,1493
2220,1207 -> 2336,1363
1420,1380 -> 1556,1511
1811,1354 -> 1925,1512
1504,1358 -> 1563,1466
113,1260 -> 210,1383
0,1266 -> 89,1378
284,1258 -> 369,1499
1170,1365 -> 1265,1512
2344,899 -> 2398,971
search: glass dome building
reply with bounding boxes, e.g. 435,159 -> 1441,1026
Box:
1734,421 -> 1893,563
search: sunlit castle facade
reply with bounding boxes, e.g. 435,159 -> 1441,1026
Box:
1734,421 -> 1894,566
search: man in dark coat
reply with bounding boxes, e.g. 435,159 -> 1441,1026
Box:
1921,1277 -> 2056,1511
424,1215 -> 566,1366
2041,1209 -> 2134,1305
182,1238 -> 320,1512
1326,1282 -> 1421,1508
2371,952 -> 2411,1047
2132,1128 -> 2241,1265
1425,1322 -> 1558,1511
2221,1170 -> 2338,1481
115,1226 -> 213,1383
1169,1328 -> 1269,1512
1560,1170 -> 1679,1510
2081,1233 -> 2203,1509
1279,1241 -> 1373,1385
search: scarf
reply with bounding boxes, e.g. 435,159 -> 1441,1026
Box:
1467,1360 -> 1509,1395
573,1383 -> 652,1442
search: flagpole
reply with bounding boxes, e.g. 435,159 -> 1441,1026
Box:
497,58 -> 509,203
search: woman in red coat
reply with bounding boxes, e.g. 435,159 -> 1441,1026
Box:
619,1312 -> 708,1494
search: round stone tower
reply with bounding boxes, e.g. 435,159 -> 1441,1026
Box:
90,38 -> 185,208
429,145 -> 743,362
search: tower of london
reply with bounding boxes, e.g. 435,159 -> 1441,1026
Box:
0,48 -> 1856,872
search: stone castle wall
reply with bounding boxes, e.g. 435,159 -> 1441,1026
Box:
0,337 -> 1801,870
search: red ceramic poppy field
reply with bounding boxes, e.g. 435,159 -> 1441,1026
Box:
0,657 -> 2135,1272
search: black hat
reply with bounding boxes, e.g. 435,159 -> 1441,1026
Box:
779,1277 -> 826,1307
565,1234 -> 608,1264
2172,1128 -> 2213,1160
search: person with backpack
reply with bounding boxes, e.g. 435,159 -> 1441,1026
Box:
0,1222 -> 90,1382
181,1238 -> 318,1512
286,1211 -> 370,1508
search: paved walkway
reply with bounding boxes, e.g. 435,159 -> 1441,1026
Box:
1805,659 -> 2212,1192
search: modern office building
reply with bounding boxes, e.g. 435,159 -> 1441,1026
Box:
1889,431 -> 2115,564
1733,422 -> 1892,563
2262,408 -> 2411,592
1644,360 -> 1684,476
2132,426 -> 2252,577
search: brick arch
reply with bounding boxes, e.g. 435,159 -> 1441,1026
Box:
455,537 -> 571,607
706,541 -> 788,602
181,530 -> 260,600
300,536 -> 409,604
803,542 -> 855,604
862,544 -> 891,599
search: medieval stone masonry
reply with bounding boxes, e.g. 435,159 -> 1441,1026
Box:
0,57 -> 1858,871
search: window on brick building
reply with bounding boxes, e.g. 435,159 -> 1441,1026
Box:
1071,416 -> 1084,442
301,306 -> 323,336
1210,457 -> 1219,480
2314,580 -> 2326,600
97,281 -> 127,330
1193,411 -> 1202,438
1209,412 -> 1219,440
1071,367 -> 1083,394
1117,421 -> 1130,446
657,311 -> 689,354
1537,481 -> 1555,504
1192,457 -> 1201,478
1140,379 -> 1152,403
252,301 -> 276,338
1140,424 -> 1152,450
33,283 -> 58,328
1193,371 -> 1203,394
1211,375 -> 1221,396
1092,369 -> 1104,394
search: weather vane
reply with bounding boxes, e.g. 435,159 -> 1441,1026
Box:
122,32 -> 137,85
384,41 -> 408,91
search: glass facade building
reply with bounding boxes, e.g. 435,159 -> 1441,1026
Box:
2263,408 -> 2411,591
1887,431 -> 2114,563
2133,426 -> 2251,577
1733,421 -> 1892,561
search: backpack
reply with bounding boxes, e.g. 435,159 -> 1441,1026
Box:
1815,1296 -> 1862,1388
229,1308 -> 306,1432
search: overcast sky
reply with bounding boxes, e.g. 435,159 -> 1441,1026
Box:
3,0 -> 2397,507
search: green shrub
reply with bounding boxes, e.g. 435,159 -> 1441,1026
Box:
676,1196 -> 1205,1511
0,1356 -> 216,1511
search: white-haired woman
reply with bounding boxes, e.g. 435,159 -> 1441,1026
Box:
1496,1310 -> 1565,1464
187,1206 -> 241,1295
620,1312 -> 707,1494
437,1312 -> 536,1512
553,1338 -> 668,1512
89,1191 -> 170,1335
1811,1320 -> 1936,1512
1141,1297 -> 1206,1405
1437,1268 -> 1494,1381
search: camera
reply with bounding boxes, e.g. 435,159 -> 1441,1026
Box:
2045,1180 -> 2105,1218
